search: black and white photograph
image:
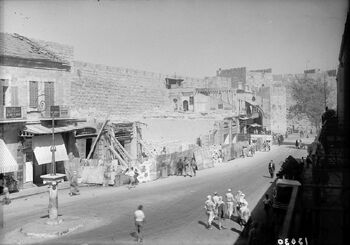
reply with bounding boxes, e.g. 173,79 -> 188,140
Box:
0,0 -> 349,244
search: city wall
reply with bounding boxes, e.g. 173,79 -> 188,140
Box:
70,61 -> 173,120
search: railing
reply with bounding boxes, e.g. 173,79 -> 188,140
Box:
279,186 -> 300,238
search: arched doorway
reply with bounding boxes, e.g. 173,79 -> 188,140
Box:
183,100 -> 189,111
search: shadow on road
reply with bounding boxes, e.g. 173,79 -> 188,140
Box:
40,214 -> 63,219
198,220 -> 207,229
129,231 -> 137,239
230,227 -> 241,234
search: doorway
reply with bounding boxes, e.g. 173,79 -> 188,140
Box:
86,138 -> 92,158
183,100 -> 189,111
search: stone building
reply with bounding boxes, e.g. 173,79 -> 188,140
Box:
0,33 -> 93,186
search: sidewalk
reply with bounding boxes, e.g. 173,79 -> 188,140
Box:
8,144 -> 282,201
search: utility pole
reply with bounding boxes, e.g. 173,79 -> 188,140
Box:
40,105 -> 65,225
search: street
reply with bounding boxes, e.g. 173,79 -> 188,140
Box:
1,136 -> 309,245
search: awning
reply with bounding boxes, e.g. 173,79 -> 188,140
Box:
0,139 -> 18,173
248,123 -> 262,128
32,134 -> 68,165
22,124 -> 94,136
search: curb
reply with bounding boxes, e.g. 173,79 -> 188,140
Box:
10,184 -> 91,201
9,145 -> 283,201
20,223 -> 83,239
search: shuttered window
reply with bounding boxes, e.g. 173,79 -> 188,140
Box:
11,86 -> 18,106
1,86 -> 7,106
29,81 -> 38,108
44,82 -> 54,107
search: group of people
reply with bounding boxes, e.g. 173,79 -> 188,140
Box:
204,189 -> 250,230
295,139 -> 304,149
176,157 -> 197,177
210,144 -> 224,164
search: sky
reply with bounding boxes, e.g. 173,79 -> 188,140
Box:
0,0 -> 348,78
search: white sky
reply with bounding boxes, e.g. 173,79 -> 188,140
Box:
0,0 -> 348,77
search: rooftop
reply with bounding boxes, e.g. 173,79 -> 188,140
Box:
0,32 -> 71,69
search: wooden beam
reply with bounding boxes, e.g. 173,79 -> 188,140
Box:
86,120 -> 109,160
108,146 -> 128,168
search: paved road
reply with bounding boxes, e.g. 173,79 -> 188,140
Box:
1,135 -> 310,245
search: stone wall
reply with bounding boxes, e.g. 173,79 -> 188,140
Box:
71,61 -> 173,120
246,70 -> 273,92
270,85 -> 287,134
217,67 -> 246,88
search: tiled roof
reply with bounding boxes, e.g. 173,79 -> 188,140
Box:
0,32 -> 67,64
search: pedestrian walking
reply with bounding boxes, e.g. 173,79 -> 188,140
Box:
204,195 -> 215,229
125,167 -> 136,189
177,158 -> 183,176
225,188 -> 235,218
306,155 -> 312,168
114,163 -> 123,187
103,161 -> 112,187
212,192 -> 220,218
191,157 -> 197,176
183,157 -> 192,177
64,152 -> 80,196
263,194 -> 272,217
268,160 -> 275,178
134,205 -> 146,243
217,196 -> 226,230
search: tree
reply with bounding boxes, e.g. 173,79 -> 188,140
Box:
289,76 -> 335,130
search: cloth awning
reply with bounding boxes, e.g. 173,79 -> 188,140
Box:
248,123 -> 262,128
22,123 -> 95,135
24,124 -> 78,135
32,134 -> 68,165
0,139 -> 18,173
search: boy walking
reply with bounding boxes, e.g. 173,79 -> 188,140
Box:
225,189 -> 235,218
204,195 -> 215,229
134,205 -> 146,243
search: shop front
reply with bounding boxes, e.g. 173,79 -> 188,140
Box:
0,138 -> 19,193
20,123 -> 88,185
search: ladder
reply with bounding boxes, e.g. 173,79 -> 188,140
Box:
106,126 -> 135,166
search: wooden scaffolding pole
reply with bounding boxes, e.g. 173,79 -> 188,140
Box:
87,120 -> 109,160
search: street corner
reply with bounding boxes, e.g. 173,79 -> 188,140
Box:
0,216 -> 106,245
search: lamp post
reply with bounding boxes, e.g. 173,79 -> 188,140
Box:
40,105 -> 65,225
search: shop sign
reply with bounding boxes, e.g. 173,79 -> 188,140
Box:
50,106 -> 60,117
75,127 -> 96,137
5,107 -> 22,119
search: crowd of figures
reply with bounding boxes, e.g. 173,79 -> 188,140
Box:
204,189 -> 257,242
209,144 -> 224,164
176,157 -> 198,177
